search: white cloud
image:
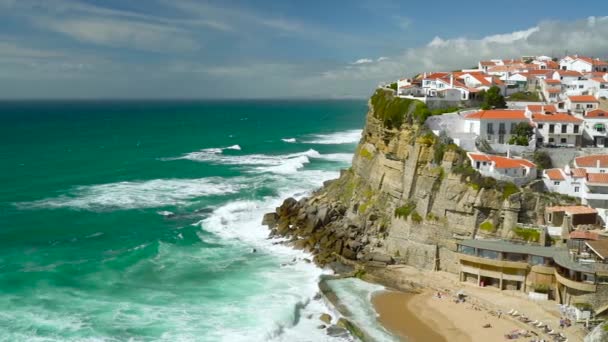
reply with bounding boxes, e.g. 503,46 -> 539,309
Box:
37,17 -> 200,52
294,16 -> 608,98
353,58 -> 373,65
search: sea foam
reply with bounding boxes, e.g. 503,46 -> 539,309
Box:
303,129 -> 362,145
16,177 -> 242,211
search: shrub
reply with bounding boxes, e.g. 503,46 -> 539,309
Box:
513,226 -> 540,242
479,221 -> 495,232
500,182 -> 519,200
371,89 -> 423,129
411,211 -> 423,224
395,202 -> 416,219
508,91 -> 541,102
533,151 -> 552,170
359,147 -> 373,160
389,82 -> 398,91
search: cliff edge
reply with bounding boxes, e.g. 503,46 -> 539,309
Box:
262,89 -> 574,273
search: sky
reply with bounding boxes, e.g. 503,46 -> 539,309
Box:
0,0 -> 607,99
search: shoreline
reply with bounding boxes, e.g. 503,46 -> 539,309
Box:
319,263 -> 587,342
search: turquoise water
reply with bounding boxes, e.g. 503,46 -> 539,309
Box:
0,100 -> 366,341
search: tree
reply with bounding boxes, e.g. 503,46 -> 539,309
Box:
481,86 -> 507,109
533,151 -> 553,170
508,122 -> 534,146
389,82 -> 398,91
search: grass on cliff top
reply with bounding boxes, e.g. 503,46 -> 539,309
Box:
513,226 -> 540,242
371,89 -> 429,129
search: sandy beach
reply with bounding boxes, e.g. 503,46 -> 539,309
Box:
373,290 -> 524,342
364,265 -> 587,342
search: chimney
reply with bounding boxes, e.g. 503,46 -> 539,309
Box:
424,72 -> 427,78
450,74 -> 454,88
598,159 -> 601,169
507,149 -> 511,158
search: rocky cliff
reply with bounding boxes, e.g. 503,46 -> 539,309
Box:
263,89 -> 575,273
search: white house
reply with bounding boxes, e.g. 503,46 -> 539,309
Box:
544,155 -> 608,228
589,78 -> 608,99
552,70 -> 583,87
468,152 -> 537,185
540,78 -> 562,103
525,104 -> 583,147
565,95 -> 599,115
560,56 -> 608,73
464,109 -> 530,144
583,109 -> 608,147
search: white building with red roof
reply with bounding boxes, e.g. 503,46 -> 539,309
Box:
524,104 -> 583,147
560,56 -> 608,73
540,78 -> 562,103
463,109 -> 531,145
582,109 -> 608,147
467,152 -> 537,185
543,155 -> 608,228
565,95 -> 599,115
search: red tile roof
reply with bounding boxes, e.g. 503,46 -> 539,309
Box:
555,70 -> 583,77
528,69 -> 554,76
545,79 -> 561,84
424,72 -> 450,80
546,206 -> 597,215
545,168 -> 565,180
547,89 -> 562,93
568,95 -> 598,103
587,240 -> 608,259
587,173 -> 608,184
577,57 -> 608,66
575,155 -> 608,168
532,113 -> 583,123
586,109 -> 608,118
480,61 -> 498,66
571,168 -> 587,178
464,109 -> 527,120
468,153 -> 535,169
527,104 -> 557,113
570,231 -> 600,240
591,77 -> 608,83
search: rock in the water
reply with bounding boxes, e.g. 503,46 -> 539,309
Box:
317,324 -> 326,329
261,212 -> 278,228
319,313 -> 332,325
326,325 -> 348,337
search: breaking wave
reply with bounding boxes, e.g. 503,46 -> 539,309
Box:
303,130 -> 362,145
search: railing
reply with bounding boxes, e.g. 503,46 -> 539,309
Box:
531,265 -> 555,275
459,254 -> 529,269
554,270 -> 597,292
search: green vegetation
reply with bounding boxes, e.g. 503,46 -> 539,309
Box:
533,151 -> 552,170
532,284 -> 550,294
359,147 -> 373,160
508,91 -> 541,102
573,302 -> 592,311
508,122 -> 534,146
426,212 -> 439,221
371,89 -> 419,129
411,211 -> 423,224
395,201 -> 416,219
417,133 -> 435,146
431,106 -> 459,115
479,221 -> 495,232
354,269 -> 367,279
388,82 -> 398,91
513,226 -> 540,242
501,182 -> 519,199
481,86 -> 507,110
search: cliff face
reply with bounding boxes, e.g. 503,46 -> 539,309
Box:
263,89 -> 574,273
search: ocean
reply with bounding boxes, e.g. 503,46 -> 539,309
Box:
0,100 -> 389,341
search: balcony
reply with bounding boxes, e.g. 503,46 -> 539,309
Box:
554,270 -> 596,292
459,254 -> 529,269
531,264 -> 556,275
461,264 -> 525,281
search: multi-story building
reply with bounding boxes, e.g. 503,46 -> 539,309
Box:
583,109 -> 608,147
560,56 -> 608,73
540,78 -> 562,103
456,236 -> 608,312
463,109 -> 530,145
543,155 -> 608,227
565,95 -> 599,115
524,104 -> 583,147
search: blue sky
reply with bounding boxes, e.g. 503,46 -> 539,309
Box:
0,0 -> 607,99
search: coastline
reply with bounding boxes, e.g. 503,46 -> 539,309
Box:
318,263 -> 588,342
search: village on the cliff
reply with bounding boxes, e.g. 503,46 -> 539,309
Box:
386,54 -> 608,330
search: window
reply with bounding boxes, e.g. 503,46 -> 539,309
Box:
554,181 -> 560,185
458,245 -> 476,256
487,123 -> 494,134
479,249 -> 499,260
587,104 -> 594,109
510,123 -> 516,134
574,125 -> 579,133
549,138 -> 554,143
561,124 -> 567,133
575,186 -> 580,192
538,124 -> 544,129
601,170 -> 606,174
561,138 -> 567,143
549,124 -> 555,133
499,123 -> 506,134
579,85 -> 584,89
576,104 -> 582,109
530,255 -> 545,266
